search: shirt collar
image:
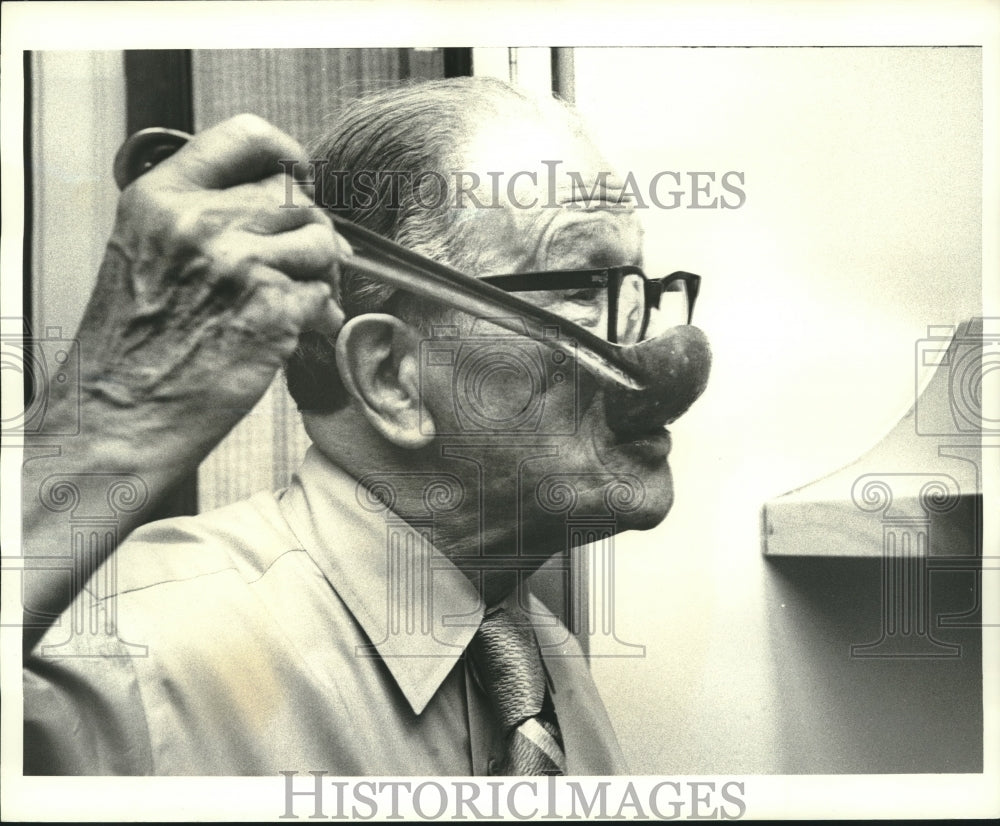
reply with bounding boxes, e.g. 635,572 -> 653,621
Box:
280,446 -> 485,715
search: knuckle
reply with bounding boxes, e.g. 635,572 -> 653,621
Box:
228,113 -> 300,160
114,183 -> 145,223
300,221 -> 338,254
115,178 -> 182,242
287,225 -> 340,277
242,276 -> 298,332
116,167 -> 172,215
205,233 -> 267,287
227,112 -> 272,139
261,171 -> 303,203
204,236 -> 244,279
169,205 -> 224,251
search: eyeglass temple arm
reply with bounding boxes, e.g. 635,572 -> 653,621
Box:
112,127 -> 648,391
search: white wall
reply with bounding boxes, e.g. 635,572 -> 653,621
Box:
572,47 -> 982,773
31,51 -> 125,340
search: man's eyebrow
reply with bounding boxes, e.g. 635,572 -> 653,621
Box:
588,252 -> 644,269
554,243 -> 645,270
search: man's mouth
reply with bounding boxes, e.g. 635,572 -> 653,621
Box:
618,424 -> 671,452
595,425 -> 672,466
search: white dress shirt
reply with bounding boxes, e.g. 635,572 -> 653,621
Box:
24,446 -> 627,775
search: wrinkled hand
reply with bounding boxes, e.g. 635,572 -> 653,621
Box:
22,115 -> 346,649
78,114 -> 345,423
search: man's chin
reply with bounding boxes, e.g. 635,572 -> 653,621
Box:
593,457 -> 674,533
612,446 -> 675,530
620,484 -> 674,531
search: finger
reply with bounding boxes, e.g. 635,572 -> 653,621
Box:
238,222 -> 347,285
241,266 -> 343,339
295,281 -> 346,336
164,114 -> 310,191
239,174 -> 335,234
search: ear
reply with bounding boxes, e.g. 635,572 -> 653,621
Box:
335,314 -> 435,448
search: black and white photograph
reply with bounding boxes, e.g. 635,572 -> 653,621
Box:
2,0 -> 997,820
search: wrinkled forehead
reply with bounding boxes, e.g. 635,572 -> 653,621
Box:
458,104 -> 624,202
450,112 -> 644,274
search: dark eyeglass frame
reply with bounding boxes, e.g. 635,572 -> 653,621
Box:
480,268 -> 701,344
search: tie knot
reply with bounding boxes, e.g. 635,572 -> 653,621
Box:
469,604 -> 546,732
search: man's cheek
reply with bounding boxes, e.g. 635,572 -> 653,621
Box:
420,338 -> 583,437
523,463 -> 670,534
417,372 -> 459,436
550,367 -> 601,442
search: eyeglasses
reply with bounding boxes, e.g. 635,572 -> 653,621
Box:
479,268 -> 700,345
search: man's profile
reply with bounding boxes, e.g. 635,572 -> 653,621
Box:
22,77 -> 711,775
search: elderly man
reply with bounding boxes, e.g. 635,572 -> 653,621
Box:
23,77 -> 711,775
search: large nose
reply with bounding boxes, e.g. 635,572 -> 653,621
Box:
603,325 -> 712,435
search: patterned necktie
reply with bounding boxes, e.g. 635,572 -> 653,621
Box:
469,602 -> 566,775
